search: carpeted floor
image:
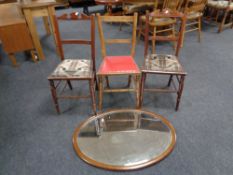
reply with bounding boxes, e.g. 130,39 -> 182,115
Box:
0,6 -> 233,175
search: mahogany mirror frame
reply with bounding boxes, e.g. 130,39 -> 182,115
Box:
72,109 -> 176,171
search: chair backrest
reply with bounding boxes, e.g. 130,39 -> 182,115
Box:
97,13 -> 138,58
144,10 -> 186,57
53,12 -> 95,70
163,0 -> 183,11
184,0 -> 207,14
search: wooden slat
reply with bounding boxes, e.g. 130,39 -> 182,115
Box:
185,28 -> 199,32
105,39 -> 131,44
100,16 -> 134,22
154,28 -> 173,34
144,88 -> 177,93
103,88 -> 135,92
61,40 -> 91,45
186,21 -> 198,26
149,36 -> 178,41
57,95 -> 91,99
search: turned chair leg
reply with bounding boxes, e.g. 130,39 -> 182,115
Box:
89,79 -> 97,115
49,80 -> 60,114
98,76 -> 103,111
175,75 -> 185,111
139,73 -> 146,108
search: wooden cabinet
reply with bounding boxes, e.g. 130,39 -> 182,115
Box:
0,3 -> 36,66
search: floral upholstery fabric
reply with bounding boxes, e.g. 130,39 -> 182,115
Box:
143,54 -> 184,73
50,59 -> 92,78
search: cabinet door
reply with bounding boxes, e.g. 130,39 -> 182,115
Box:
0,23 -> 34,53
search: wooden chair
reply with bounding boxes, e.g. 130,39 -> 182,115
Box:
140,11 -> 187,111
96,13 -> 140,110
47,12 -> 97,114
205,0 -> 233,33
138,0 -> 183,53
182,0 -> 207,45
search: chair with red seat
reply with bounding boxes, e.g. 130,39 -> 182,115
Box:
96,13 -> 141,110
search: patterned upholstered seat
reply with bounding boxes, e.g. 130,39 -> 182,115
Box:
50,59 -> 92,78
143,54 -> 184,73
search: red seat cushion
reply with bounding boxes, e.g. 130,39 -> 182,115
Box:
97,56 -> 140,75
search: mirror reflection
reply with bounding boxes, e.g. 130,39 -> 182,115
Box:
74,110 -> 175,169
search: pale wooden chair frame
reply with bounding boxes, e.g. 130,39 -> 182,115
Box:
138,0 -> 183,53
96,13 -> 141,110
182,0 -> 207,45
